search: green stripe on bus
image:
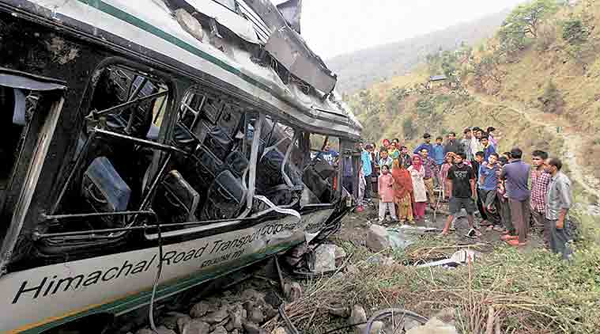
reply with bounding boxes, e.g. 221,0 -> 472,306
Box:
78,0 -> 273,94
19,243 -> 295,333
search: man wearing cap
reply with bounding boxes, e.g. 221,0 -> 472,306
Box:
414,133 -> 434,155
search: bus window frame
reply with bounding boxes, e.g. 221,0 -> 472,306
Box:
37,59 -> 181,244
0,82 -> 65,272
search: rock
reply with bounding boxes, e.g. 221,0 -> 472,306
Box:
271,327 -> 287,334
177,316 -> 193,334
356,321 -> 384,334
231,330 -> 239,334
366,254 -> 394,266
327,305 -> 350,317
263,305 -> 278,320
161,312 -> 191,330
334,245 -> 347,266
248,307 -> 265,324
139,326 -> 175,334
190,301 -> 212,318
241,289 -> 265,303
431,308 -> 456,325
210,326 -> 227,334
202,306 -> 229,324
283,282 -> 302,302
174,9 -> 204,42
209,318 -> 229,332
225,304 -> 244,331
366,225 -> 390,252
136,330 -> 154,334
406,318 -> 458,334
312,244 -> 337,273
349,305 -> 367,325
404,318 -> 422,332
264,290 -> 282,308
345,264 -> 360,275
243,322 -> 268,334
181,320 -> 211,334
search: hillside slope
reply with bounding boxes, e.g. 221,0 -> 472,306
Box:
327,9 -> 511,94
347,0 -> 600,192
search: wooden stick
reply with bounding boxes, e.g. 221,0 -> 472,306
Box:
485,306 -> 495,334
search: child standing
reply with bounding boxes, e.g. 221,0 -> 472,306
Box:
378,165 -> 398,222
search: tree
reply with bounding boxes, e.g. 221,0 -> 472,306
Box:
561,18 -> 589,45
498,0 -> 560,54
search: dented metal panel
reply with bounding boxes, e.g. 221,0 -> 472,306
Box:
241,0 -> 338,94
265,27 -> 336,94
184,0 -> 259,44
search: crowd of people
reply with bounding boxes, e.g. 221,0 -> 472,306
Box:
346,127 -> 573,260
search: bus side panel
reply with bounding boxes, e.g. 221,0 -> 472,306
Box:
0,209 -> 333,333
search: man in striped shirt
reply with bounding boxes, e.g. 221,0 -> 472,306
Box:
530,150 -> 552,246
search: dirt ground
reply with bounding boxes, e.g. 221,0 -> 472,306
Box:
333,200 -> 544,252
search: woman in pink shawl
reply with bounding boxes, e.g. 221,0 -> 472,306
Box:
407,155 -> 427,220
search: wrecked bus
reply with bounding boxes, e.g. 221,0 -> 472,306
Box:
0,0 -> 362,332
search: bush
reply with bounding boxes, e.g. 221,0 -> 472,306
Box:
538,80 -> 565,114
562,18 -> 589,45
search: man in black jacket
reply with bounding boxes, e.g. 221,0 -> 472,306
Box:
444,131 -> 460,154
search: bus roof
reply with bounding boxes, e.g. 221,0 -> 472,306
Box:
17,0 -> 362,139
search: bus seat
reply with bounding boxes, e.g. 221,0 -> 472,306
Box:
200,170 -> 245,221
223,151 -> 248,178
154,170 -> 200,223
81,156 -> 131,228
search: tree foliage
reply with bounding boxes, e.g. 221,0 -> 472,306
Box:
561,18 -> 589,45
498,0 -> 560,54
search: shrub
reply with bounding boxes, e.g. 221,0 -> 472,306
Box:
562,18 -> 589,45
538,80 -> 565,114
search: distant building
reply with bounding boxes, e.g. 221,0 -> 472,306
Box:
427,74 -> 448,89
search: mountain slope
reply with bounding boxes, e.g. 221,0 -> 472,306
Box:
327,9 -> 511,94
346,0 -> 600,195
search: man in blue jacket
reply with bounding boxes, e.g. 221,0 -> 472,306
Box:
414,133 -> 434,155
432,136 -> 445,166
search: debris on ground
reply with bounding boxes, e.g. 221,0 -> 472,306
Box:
388,228 -> 416,250
134,283 -> 282,334
416,250 -> 477,268
367,224 -> 423,252
312,244 -> 337,273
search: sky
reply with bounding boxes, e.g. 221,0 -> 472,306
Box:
299,0 -> 525,59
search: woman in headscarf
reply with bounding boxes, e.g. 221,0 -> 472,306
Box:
392,160 -> 414,224
408,155 -> 428,221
